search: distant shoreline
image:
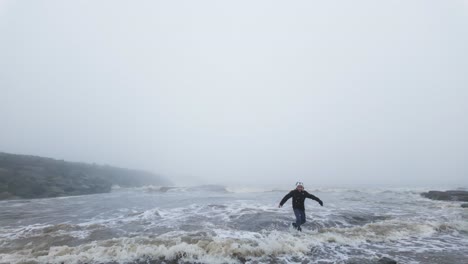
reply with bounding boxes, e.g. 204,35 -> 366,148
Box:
0,152 -> 171,200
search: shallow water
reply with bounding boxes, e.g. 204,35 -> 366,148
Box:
0,186 -> 467,263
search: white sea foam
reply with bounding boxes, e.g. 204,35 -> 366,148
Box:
1,216 -> 466,264
1,187 -> 467,264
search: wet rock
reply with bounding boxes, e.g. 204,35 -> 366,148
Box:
159,186 -> 176,192
461,203 -> 468,208
378,257 -> 397,264
346,257 -> 397,264
421,190 -> 468,202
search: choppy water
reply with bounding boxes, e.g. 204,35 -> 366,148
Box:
0,186 -> 467,264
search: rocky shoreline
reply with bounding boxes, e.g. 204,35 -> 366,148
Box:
421,190 -> 468,208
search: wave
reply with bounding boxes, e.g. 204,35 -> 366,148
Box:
0,230 -> 372,264
111,185 -> 441,196
2,185 -> 467,264
114,185 -> 230,194
1,211 -> 466,264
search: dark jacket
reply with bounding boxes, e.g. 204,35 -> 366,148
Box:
280,189 -> 322,210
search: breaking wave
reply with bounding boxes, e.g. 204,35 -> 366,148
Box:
1,187 -> 467,264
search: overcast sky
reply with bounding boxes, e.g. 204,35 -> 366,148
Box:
1,1 -> 467,187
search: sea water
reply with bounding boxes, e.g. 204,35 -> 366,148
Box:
0,186 -> 467,263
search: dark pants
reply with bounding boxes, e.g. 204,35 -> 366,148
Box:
293,208 -> 306,227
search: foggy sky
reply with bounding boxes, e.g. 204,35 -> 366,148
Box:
1,1 -> 467,187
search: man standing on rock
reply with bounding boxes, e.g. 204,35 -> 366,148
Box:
278,182 -> 323,231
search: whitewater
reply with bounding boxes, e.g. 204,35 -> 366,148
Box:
0,186 -> 467,264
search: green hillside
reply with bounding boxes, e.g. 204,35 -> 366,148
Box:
0,152 -> 171,199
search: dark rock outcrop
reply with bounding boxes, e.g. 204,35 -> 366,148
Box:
461,203 -> 468,208
421,190 -> 468,202
347,257 -> 397,264
378,257 -> 397,264
0,152 -> 171,200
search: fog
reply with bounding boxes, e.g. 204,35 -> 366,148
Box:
1,1 -> 467,187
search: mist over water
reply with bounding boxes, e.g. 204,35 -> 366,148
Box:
1,1 -> 468,187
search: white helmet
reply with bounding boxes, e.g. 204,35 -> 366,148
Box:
296,181 -> 304,187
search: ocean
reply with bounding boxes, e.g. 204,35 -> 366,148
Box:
0,185 -> 467,264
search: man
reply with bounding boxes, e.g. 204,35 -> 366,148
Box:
278,181 -> 323,231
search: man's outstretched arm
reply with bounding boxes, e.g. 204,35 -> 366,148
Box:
305,192 -> 323,206
278,191 -> 293,208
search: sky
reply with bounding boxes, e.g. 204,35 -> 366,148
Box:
1,0 -> 467,187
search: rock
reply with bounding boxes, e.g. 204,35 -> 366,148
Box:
461,203 -> 468,208
159,186 -> 176,192
421,190 -> 468,202
346,257 -> 397,264
378,257 -> 397,264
